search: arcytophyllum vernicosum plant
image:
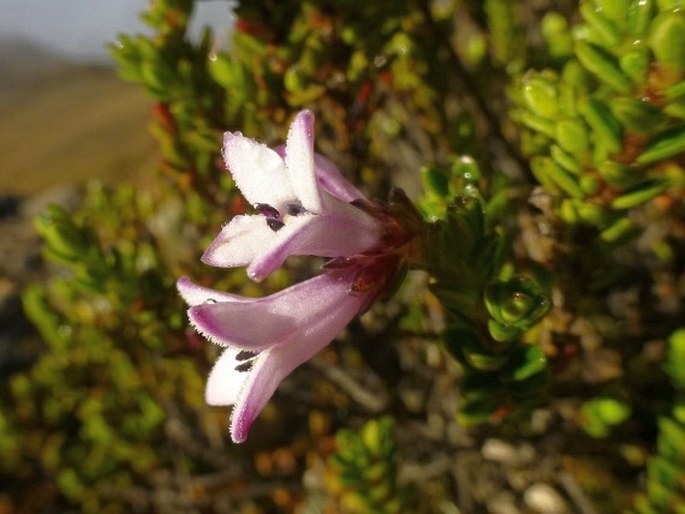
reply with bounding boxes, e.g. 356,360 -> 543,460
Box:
179,110 -> 423,443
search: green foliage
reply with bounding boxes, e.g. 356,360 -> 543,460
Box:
632,329 -> 685,513
325,417 -> 416,514
111,0 -> 227,186
3,183 -> 210,511
579,396 -> 632,438
420,157 -> 552,425
513,0 -> 685,233
1,0 -> 683,512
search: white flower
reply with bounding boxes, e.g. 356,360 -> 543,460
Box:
202,110 -> 382,281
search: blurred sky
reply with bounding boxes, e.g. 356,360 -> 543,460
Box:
0,0 -> 235,63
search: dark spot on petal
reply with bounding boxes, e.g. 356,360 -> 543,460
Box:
254,203 -> 280,218
266,218 -> 285,231
205,299 -> 217,304
234,361 -> 253,373
236,350 -> 256,361
286,203 -> 307,216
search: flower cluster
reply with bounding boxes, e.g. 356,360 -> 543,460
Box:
178,110 -> 417,443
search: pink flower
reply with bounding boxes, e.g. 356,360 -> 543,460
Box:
202,110 -> 383,282
180,110 -> 421,443
177,273 -> 373,443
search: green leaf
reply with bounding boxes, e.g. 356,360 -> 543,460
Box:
598,161 -> 644,188
649,11 -> 685,72
421,166 -> 449,198
457,395 -> 501,426
551,144 -> 582,174
600,216 -> 640,244
620,48 -> 650,84
488,319 -> 522,343
664,329 -> 685,390
610,97 -> 666,133
627,0 -> 655,37
580,2 -> 623,47
578,97 -> 624,153
519,111 -> 557,138
532,156 -> 585,198
580,397 -> 631,438
522,75 -> 559,119
595,0 -> 632,22
556,118 -> 590,154
665,80 -> 685,99
576,41 -> 633,94
637,125 -> 685,164
506,345 -> 548,381
610,178 -> 670,209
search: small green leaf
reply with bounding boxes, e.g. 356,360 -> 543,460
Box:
541,156 -> 586,197
620,48 -> 650,84
664,98 -> 685,120
542,12 -> 573,58
665,80 -> 685,99
451,155 -> 481,185
600,216 -> 639,243
551,144 -> 582,174
522,75 -> 559,119
488,319 -> 522,343
595,0 -> 631,22
457,395 -> 501,426
637,125 -> 685,164
485,276 -> 552,329
421,166 -> 449,198
578,97 -> 624,153
610,178 -> 670,209
556,118 -> 590,154
657,417 -> 685,460
576,41 -> 634,94
627,0 -> 655,37
580,2 -> 623,47
460,332 -> 509,371
598,161 -> 644,188
507,345 -> 548,381
519,111 -> 557,138
610,97 -> 665,133
649,11 -> 685,72
664,329 -> 685,390
580,397 -> 631,438
577,201 -> 611,225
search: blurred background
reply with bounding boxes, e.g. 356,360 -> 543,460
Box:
1,1 -> 683,512
0,0 -> 234,194
0,0 -> 235,382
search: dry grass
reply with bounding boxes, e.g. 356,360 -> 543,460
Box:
0,56 -> 156,196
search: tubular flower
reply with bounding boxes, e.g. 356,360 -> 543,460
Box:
202,109 -> 383,282
179,110 -> 423,443
178,273 -> 375,443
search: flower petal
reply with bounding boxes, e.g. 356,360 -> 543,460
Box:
223,131 -> 295,209
177,276 -> 249,306
187,272 -> 363,350
205,348 -> 250,406
201,215 -> 275,268
274,144 -> 366,204
284,110 -> 321,213
297,193 -> 382,256
246,214 -> 317,281
313,154 -> 366,203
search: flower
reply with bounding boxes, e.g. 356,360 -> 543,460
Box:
202,109 -> 383,282
177,272 -> 374,443
180,110 -> 422,443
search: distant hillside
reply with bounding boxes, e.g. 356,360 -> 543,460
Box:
0,38 -> 157,195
